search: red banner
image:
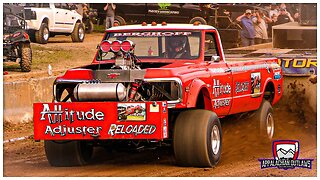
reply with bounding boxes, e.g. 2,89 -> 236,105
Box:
33,102 -> 168,140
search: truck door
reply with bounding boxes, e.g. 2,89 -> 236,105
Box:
228,61 -> 263,115
205,31 -> 232,116
53,3 -> 73,32
115,3 -> 147,23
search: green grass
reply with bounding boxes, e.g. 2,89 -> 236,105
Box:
32,46 -> 72,65
93,24 -> 106,33
4,45 -> 73,71
3,63 -> 20,71
30,45 -> 75,70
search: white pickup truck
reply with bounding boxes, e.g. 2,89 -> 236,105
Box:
24,3 -> 85,44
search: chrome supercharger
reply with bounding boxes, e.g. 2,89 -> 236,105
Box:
73,39 -> 146,102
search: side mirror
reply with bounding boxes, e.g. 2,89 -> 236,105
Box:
211,55 -> 220,62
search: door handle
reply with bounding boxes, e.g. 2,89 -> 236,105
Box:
225,69 -> 232,73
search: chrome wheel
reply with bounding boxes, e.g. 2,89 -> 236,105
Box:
78,27 -> 84,41
43,27 -> 49,41
211,125 -> 220,155
266,113 -> 274,139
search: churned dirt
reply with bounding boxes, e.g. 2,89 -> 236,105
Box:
3,33 -> 317,177
3,100 -> 317,177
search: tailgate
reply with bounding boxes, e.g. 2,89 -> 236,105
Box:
33,102 -> 168,141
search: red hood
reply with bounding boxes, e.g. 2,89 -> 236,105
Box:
56,60 -> 207,82
144,61 -> 207,79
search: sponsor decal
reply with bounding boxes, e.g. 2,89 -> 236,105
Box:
148,9 -> 179,15
259,140 -> 313,170
163,118 -> 168,138
278,84 -> 281,95
45,125 -> 102,137
274,71 -> 281,80
40,104 -> 104,123
147,3 -> 179,15
108,124 -> 156,136
213,99 -> 230,109
251,72 -> 261,94
158,3 -> 171,10
40,104 -> 103,137
278,58 -> 316,68
163,108 -> 167,113
118,103 -> 146,121
149,104 -> 159,113
34,102 -> 168,140
162,102 -> 167,107
212,79 -> 231,97
114,32 -> 191,37
107,73 -> 120,79
278,58 -> 317,75
235,82 -> 249,94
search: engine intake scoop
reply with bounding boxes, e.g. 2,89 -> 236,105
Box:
93,69 -> 146,82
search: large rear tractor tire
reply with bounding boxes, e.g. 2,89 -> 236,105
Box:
114,15 -> 126,26
174,109 -> 222,167
35,23 -> 49,44
44,140 -> 93,167
189,17 -> 207,25
20,43 -> 32,72
71,23 -> 85,42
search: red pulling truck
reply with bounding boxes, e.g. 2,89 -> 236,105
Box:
33,23 -> 283,167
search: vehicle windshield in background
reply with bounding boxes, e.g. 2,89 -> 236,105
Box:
98,31 -> 201,60
19,3 -> 50,8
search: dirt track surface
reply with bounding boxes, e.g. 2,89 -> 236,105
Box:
4,102 -> 317,177
3,33 -> 317,177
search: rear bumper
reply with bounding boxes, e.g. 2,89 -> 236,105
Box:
33,101 -> 168,141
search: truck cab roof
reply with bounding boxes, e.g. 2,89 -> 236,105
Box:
107,23 -> 217,31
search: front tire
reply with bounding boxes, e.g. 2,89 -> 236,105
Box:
35,23 -> 49,44
174,109 -> 222,167
44,140 -> 93,167
71,23 -> 85,42
20,43 -> 32,72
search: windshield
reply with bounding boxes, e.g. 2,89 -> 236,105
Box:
97,31 -> 201,61
20,3 -> 50,8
